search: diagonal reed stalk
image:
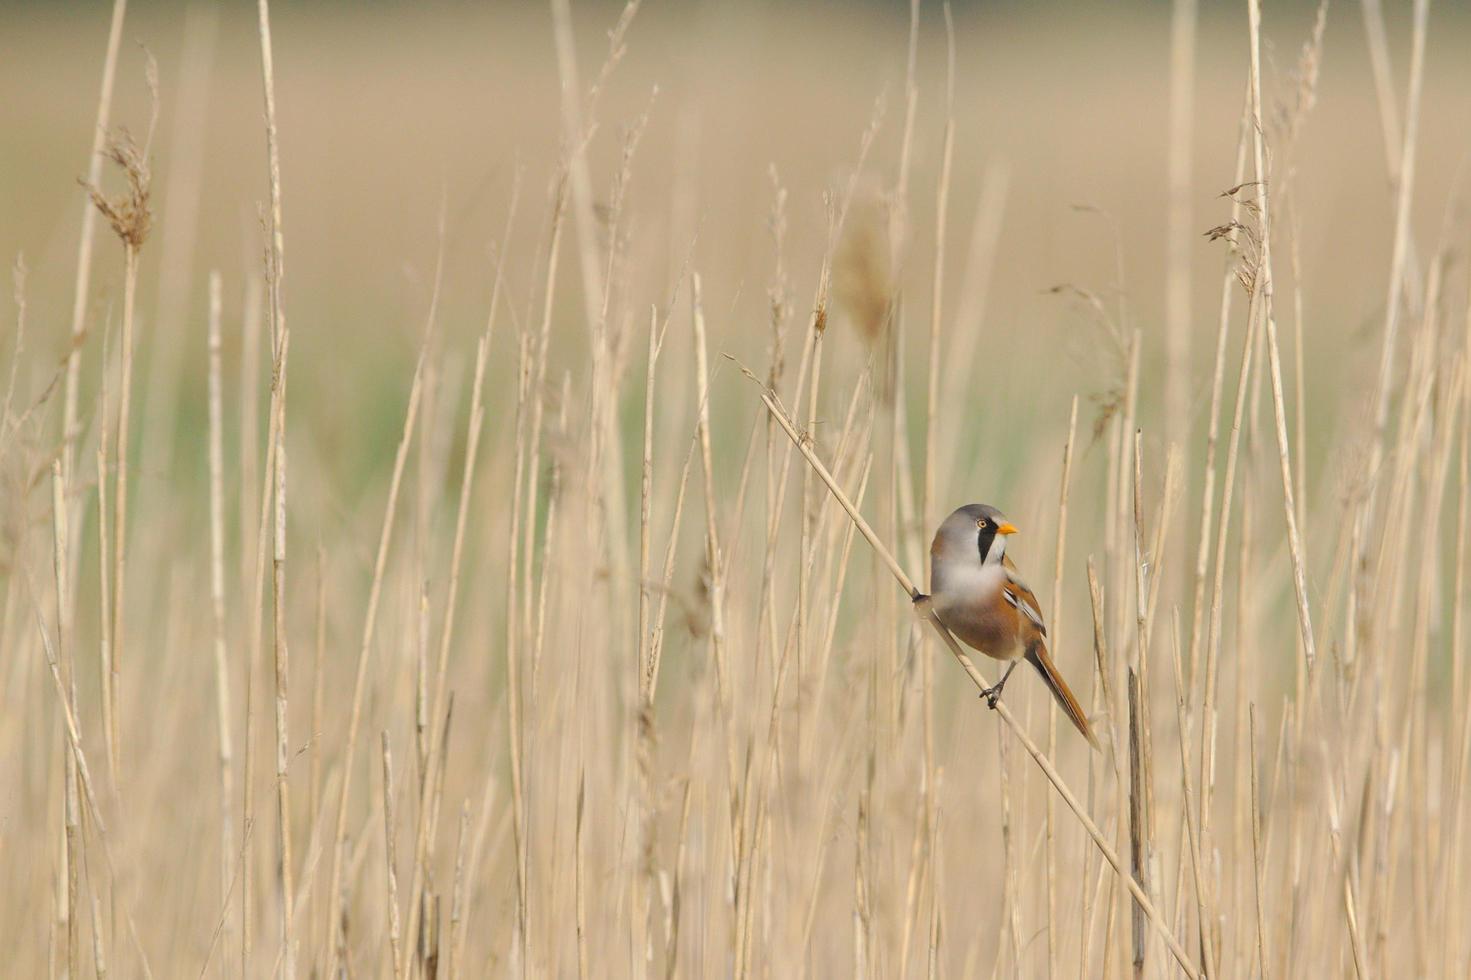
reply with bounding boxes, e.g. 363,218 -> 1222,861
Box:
743,367 -> 1202,980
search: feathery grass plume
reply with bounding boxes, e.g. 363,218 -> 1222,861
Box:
833,186 -> 895,354
80,131 -> 152,251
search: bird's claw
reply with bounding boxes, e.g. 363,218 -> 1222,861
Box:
979,686 -> 1002,710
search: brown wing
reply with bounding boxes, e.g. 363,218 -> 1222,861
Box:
1002,559 -> 1096,747
1001,556 -> 1047,639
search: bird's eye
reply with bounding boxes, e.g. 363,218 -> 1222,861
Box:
976,518 -> 987,529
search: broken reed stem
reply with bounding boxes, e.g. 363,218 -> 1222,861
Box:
747,372 -> 1201,980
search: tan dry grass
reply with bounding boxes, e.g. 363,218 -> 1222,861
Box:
2,1 -> 1471,977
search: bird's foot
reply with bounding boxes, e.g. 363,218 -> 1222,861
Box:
978,661 -> 1020,710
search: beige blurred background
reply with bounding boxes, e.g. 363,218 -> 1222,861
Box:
6,3 -> 1469,488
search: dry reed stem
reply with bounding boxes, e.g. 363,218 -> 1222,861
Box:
1046,395 -> 1079,980
1247,703 -> 1268,980
1169,615 -> 1214,979
51,462 -> 79,980
1127,430 -> 1164,978
1245,0 -> 1318,673
1199,232 -> 1266,948
1165,0 -> 1197,484
387,220 -> 487,980
911,7 -> 954,969
519,176 -> 562,680
1448,341 -> 1471,978
243,329 -> 288,978
308,542 -> 326,959
253,0 -> 293,970
95,357 -> 113,796
746,371 -> 1202,980
107,242 -> 137,788
206,270 -> 236,971
135,5 -> 219,485
504,330 -> 531,976
447,800 -> 470,980
398,178 -> 518,980
60,0 -> 127,484
691,276 -> 731,706
323,349 -> 427,977
381,732 -> 403,971
27,569 -> 150,976
1363,0 -> 1429,486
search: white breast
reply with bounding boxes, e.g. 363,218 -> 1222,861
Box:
933,560 -> 1006,615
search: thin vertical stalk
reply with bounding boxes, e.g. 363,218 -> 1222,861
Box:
1165,0 -> 1197,478
692,275 -> 730,705
256,0 -> 292,968
108,243 -> 138,786
1364,0 -> 1430,505
1046,395 -> 1079,980
1245,0 -> 1318,671
61,0 -> 128,482
382,733 -> 403,971
206,270 -> 236,968
322,351 -> 426,978
1186,91 -> 1248,690
53,462 -> 80,980
1248,705 -> 1268,980
1168,616 -> 1214,979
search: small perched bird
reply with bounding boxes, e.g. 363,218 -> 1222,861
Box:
918,503 -> 1096,747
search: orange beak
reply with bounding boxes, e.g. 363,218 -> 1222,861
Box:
996,522 -> 1019,536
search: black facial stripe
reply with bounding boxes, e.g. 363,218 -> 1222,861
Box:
977,525 -> 997,562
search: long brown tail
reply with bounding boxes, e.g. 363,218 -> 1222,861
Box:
1027,644 -> 1098,749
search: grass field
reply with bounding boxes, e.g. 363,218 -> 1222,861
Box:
3,0 -> 1471,976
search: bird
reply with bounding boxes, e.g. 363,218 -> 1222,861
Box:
916,503 -> 1097,747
